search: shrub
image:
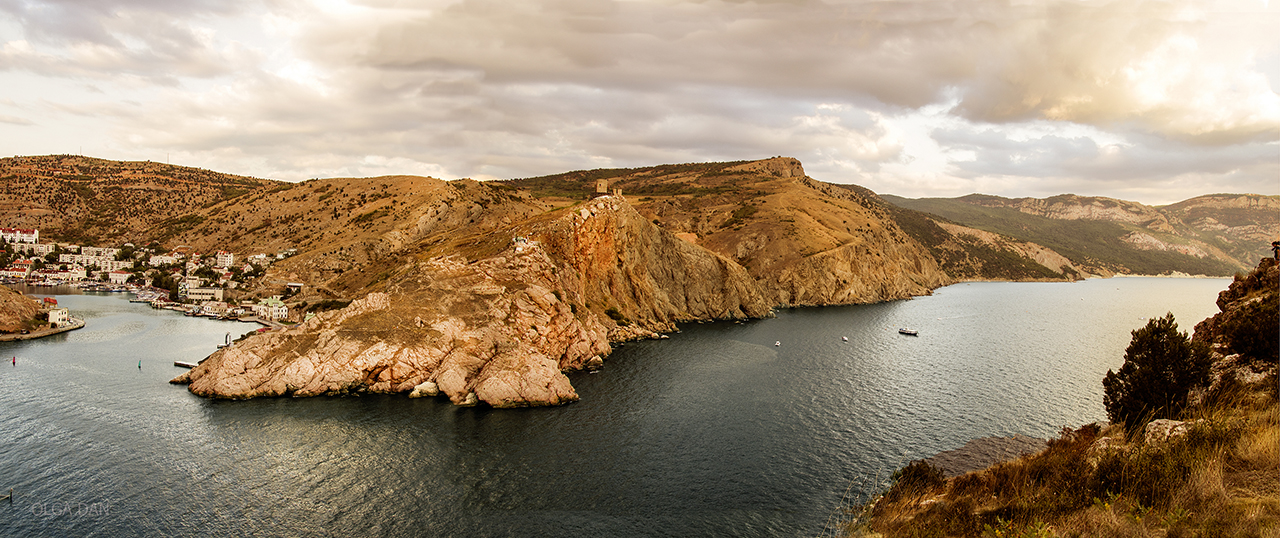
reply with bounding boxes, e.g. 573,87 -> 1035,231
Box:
1103,313 -> 1212,428
886,460 -> 945,501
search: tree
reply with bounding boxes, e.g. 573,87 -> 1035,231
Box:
1103,313 -> 1212,428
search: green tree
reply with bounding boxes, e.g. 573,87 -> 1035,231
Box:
1102,313 -> 1212,428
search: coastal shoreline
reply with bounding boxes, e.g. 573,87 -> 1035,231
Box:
0,318 -> 85,342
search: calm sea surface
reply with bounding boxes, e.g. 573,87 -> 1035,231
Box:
0,278 -> 1228,537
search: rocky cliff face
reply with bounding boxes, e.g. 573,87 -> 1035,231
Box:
173,194 -> 772,406
557,157 -> 952,307
1192,257 -> 1279,364
0,285 -> 42,333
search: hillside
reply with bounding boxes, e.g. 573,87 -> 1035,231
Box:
882,193 -> 1278,276
502,158 -> 953,305
174,195 -> 772,406
0,284 -> 44,333
0,154 -> 276,245
857,258 -> 1279,537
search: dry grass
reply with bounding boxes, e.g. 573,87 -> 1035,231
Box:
851,375 -> 1279,538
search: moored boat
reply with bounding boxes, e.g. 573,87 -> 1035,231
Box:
898,328 -> 918,336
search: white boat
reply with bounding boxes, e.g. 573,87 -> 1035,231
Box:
898,328 -> 918,336
841,336 -> 848,342
774,341 -> 781,347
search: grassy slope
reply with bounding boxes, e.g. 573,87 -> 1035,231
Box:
881,195 -> 1242,276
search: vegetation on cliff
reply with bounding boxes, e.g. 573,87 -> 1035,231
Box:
848,258 -> 1279,537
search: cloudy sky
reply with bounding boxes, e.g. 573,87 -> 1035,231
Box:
1,0 -> 1276,204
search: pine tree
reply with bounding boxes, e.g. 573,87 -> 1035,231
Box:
1102,312 -> 1212,428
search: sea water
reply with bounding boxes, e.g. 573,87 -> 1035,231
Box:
0,278 -> 1229,537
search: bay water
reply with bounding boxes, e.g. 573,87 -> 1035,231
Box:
0,277 -> 1229,537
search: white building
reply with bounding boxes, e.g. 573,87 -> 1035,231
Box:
188,287 -> 225,301
215,251 -> 235,268
254,296 -> 288,321
47,308 -> 70,328
80,247 -> 120,259
58,254 -> 131,272
0,228 -> 38,244
149,254 -> 179,267
107,270 -> 131,284
11,243 -> 54,256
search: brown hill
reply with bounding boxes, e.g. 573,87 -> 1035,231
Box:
0,154 -> 275,245
174,195 -> 772,406
0,284 -> 43,333
502,157 -> 952,305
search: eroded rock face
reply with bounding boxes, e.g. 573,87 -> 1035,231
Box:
174,196 -> 773,407
176,247 -> 609,407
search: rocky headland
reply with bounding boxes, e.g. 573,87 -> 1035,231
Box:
174,195 -> 771,406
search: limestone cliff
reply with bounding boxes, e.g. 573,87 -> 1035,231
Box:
512,157 -> 952,307
173,195 -> 771,406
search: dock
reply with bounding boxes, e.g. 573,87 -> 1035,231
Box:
174,361 -> 200,369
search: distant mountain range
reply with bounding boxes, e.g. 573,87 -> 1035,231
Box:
881,192 -> 1278,278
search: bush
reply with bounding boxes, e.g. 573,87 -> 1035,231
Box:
886,460 -> 945,500
1103,313 -> 1212,428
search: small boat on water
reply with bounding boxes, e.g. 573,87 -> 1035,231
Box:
774,341 -> 781,347
841,336 -> 848,342
898,328 -> 918,336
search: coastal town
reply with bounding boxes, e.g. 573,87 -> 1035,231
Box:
0,226 -> 295,332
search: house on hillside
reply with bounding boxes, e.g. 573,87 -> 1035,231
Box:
254,296 -> 288,321
215,251 -> 235,268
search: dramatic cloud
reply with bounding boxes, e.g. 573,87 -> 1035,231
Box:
0,0 -> 1276,204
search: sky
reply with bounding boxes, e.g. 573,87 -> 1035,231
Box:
0,0 -> 1277,204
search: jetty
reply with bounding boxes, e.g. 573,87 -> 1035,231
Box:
174,361 -> 201,369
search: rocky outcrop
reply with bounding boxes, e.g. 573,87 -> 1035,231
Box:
0,285 -> 42,333
174,194 -> 772,406
175,247 -> 609,406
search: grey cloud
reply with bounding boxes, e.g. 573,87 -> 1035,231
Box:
0,0 -> 263,80
931,123 -> 1280,189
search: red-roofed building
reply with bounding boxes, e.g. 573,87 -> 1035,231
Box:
0,228 -> 38,244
